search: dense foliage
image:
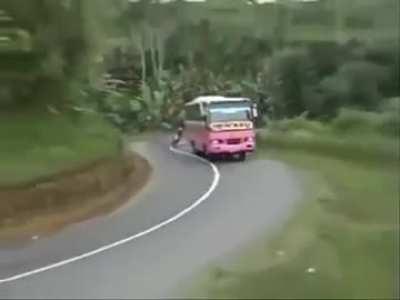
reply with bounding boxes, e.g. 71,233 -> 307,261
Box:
1,0 -> 398,131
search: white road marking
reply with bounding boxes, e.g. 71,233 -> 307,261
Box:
0,145 -> 220,284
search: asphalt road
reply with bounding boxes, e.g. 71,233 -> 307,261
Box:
0,135 -> 302,299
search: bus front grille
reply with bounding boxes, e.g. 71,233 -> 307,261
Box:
227,138 -> 241,145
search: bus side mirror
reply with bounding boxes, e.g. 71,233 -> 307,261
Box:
252,104 -> 258,119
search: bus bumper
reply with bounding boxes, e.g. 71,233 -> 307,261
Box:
207,141 -> 255,154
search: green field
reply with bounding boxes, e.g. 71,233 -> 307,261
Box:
189,149 -> 399,299
0,112 -> 121,187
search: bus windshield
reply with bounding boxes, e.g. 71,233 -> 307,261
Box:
208,102 -> 251,122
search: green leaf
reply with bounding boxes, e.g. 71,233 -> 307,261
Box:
129,99 -> 142,112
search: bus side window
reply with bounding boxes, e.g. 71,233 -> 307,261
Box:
186,104 -> 202,121
185,106 -> 193,121
184,106 -> 191,121
194,104 -> 202,121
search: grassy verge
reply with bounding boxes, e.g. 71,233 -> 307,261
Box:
0,112 -> 154,240
258,113 -> 399,165
190,149 -> 399,299
0,112 -> 121,187
0,152 -> 151,242
259,131 -> 398,165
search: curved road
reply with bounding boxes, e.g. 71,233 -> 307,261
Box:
0,135 -> 302,299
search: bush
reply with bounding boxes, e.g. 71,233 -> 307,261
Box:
318,74 -> 351,117
364,41 -> 399,98
267,47 -> 320,118
260,130 -> 397,164
79,86 -> 158,132
377,113 -> 399,137
331,108 -> 381,132
332,107 -> 399,137
260,108 -> 399,163
269,116 -> 327,135
342,61 -> 387,108
380,97 -> 400,113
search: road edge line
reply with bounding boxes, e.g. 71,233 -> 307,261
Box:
0,145 -> 220,284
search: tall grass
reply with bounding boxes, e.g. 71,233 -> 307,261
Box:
260,132 -> 398,164
332,107 -> 399,137
260,108 -> 399,164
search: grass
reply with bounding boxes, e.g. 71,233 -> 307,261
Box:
0,111 -> 121,187
189,149 -> 399,299
260,131 -> 398,165
259,115 -> 399,165
188,113 -> 399,299
0,152 -> 151,242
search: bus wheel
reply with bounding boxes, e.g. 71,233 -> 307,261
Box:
193,145 -> 208,159
190,141 -> 197,154
191,141 -> 202,156
238,152 -> 246,161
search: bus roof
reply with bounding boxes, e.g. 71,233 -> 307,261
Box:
185,96 -> 250,106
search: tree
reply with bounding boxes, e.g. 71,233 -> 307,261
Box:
0,0 -> 123,109
266,47 -> 320,118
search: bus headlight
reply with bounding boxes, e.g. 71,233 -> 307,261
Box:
210,139 -> 223,145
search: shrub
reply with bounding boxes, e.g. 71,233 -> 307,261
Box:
331,108 -> 381,132
269,116 -> 327,135
267,47 -> 319,118
260,130 -> 397,164
338,61 -> 387,109
380,97 -> 400,113
332,107 -> 399,137
364,41 -> 399,98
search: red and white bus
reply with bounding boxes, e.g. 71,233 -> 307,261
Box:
183,96 -> 257,161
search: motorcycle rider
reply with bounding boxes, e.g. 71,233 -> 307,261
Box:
172,118 -> 184,147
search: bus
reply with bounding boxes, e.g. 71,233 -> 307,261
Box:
183,96 -> 257,161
